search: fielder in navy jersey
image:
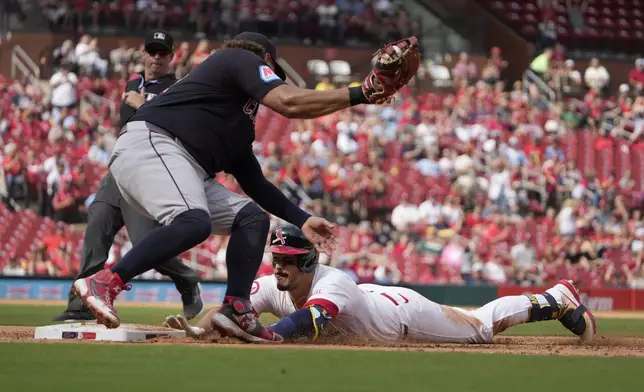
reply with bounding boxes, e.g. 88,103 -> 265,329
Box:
72,32 -> 383,343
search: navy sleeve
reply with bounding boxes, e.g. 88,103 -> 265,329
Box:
223,49 -> 285,102
269,305 -> 332,341
229,147 -> 311,228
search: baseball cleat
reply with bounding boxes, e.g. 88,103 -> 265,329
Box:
179,282 -> 204,320
546,280 -> 597,343
211,297 -> 283,344
72,270 -> 131,329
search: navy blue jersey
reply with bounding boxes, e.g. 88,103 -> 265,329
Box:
130,48 -> 285,175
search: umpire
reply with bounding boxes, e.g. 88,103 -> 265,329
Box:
53,31 -> 203,322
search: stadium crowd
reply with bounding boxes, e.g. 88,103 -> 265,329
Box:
1,30 -> 644,289
39,0 -> 421,46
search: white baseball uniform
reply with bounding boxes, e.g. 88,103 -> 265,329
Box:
251,265 -> 558,343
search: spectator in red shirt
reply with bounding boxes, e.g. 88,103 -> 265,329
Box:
49,242 -> 73,276
353,254 -> 376,283
42,225 -> 67,255
170,41 -> 191,79
452,52 -> 478,87
27,246 -> 59,277
537,0 -> 557,22
275,0 -> 299,38
489,47 -> 508,73
629,59 -> 644,96
52,177 -> 81,223
2,142 -> 26,202
190,39 -> 210,70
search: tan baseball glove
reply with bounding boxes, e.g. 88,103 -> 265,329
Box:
361,36 -> 421,104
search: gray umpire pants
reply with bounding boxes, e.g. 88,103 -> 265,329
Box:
66,172 -> 200,312
108,121 -> 251,234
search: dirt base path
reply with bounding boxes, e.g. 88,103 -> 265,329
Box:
1,325 -> 643,357
2,299 -> 644,319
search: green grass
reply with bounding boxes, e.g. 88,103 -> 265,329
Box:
0,343 -> 642,392
0,303 -> 186,326
2,303 -> 644,392
1,303 -> 643,337
500,317 -> 644,337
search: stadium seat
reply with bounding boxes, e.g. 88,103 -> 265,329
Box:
307,59 -> 330,77
428,63 -> 452,88
328,60 -> 353,83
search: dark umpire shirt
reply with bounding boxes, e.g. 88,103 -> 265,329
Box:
128,48 -> 311,227
129,48 -> 284,175
120,73 -> 177,129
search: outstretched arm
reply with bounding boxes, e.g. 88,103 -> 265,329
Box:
261,84 -> 363,119
230,148 -> 311,228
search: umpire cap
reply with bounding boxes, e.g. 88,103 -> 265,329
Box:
145,30 -> 174,52
266,225 -> 318,273
234,32 -> 286,81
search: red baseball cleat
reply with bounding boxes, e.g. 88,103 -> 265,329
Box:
547,280 -> 597,343
211,297 -> 283,343
72,270 -> 131,329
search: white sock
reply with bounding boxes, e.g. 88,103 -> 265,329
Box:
543,288 -> 564,307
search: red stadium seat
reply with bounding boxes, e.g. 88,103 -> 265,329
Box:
508,2 -> 521,11
521,24 -> 538,37
617,18 -> 630,28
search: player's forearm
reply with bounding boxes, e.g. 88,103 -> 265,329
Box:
269,305 -> 331,340
248,177 -> 311,227
231,154 -> 311,227
278,88 -> 356,119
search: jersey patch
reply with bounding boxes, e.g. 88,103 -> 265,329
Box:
250,281 -> 260,295
259,65 -> 281,83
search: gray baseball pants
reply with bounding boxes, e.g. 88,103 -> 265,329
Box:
109,121 -> 251,234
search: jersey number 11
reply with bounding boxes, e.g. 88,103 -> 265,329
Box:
380,292 -> 409,306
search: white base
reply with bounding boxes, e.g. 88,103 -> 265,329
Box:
34,323 -> 186,342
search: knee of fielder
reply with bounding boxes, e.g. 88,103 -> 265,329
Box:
231,202 -> 270,236
173,209 -> 212,248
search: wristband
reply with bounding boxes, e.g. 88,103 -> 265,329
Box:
349,86 -> 369,106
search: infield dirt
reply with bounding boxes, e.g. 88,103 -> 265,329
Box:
1,324 -> 643,358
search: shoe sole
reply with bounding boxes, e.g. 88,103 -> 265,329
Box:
211,313 -> 282,344
72,279 -> 120,329
183,284 -> 204,320
556,280 -> 597,343
62,319 -> 96,323
52,315 -> 96,323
